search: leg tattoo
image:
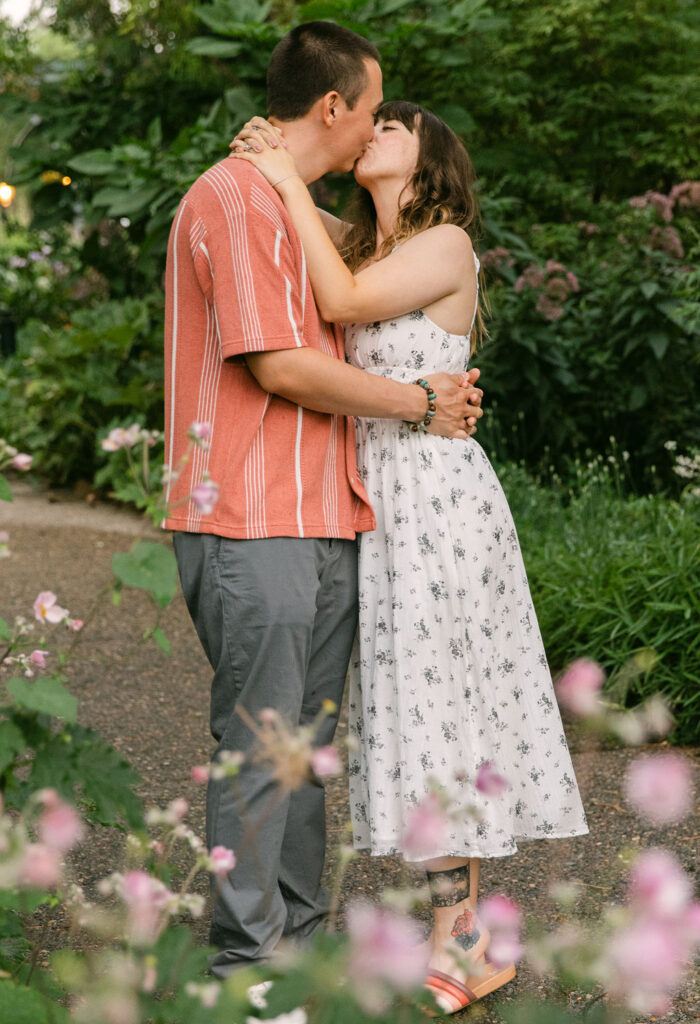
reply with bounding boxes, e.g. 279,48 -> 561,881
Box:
451,908 -> 481,952
427,864 -> 469,908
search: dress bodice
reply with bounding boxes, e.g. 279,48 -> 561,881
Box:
344,254 -> 480,382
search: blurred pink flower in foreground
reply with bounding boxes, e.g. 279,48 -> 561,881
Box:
67,618 -> 84,632
555,659 -> 604,716
121,870 -> 170,946
18,843 -> 63,889
402,793 -> 450,860
11,453 -> 32,470
625,753 -> 693,825
209,845 -> 236,877
38,792 -> 84,852
476,761 -> 508,798
191,479 -> 219,516
188,421 -> 212,447
33,591 -> 69,625
479,894 -> 522,967
607,919 -> 684,1015
311,745 -> 342,779
29,649 -> 49,669
347,901 -> 428,1013
190,764 -> 209,784
628,849 -> 693,919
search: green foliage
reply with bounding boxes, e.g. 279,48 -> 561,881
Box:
0,297 -> 163,485
6,674 -> 77,721
0,228 -> 83,328
499,459 -> 700,743
475,197 -> 700,489
112,541 -> 179,609
0,979 -> 68,1024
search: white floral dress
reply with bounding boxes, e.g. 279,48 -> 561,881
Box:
345,256 -> 589,858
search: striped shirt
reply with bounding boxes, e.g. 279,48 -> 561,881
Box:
162,157 -> 375,540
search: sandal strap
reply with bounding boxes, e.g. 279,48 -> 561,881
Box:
426,969 -> 478,1003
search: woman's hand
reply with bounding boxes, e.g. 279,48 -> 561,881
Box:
230,117 -> 299,188
229,116 -> 287,153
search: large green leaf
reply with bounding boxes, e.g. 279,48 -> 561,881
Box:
0,474 -> 13,502
6,676 -> 77,722
0,980 -> 68,1024
92,184 -> 161,217
0,719 -> 27,774
112,541 -> 178,608
67,148 -> 118,175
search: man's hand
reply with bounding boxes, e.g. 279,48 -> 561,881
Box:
426,372 -> 484,440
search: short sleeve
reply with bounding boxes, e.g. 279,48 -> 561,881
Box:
194,170 -> 307,360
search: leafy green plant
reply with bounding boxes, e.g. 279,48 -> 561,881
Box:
498,457 -> 700,743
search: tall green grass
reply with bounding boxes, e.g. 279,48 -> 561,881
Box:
497,458 -> 700,745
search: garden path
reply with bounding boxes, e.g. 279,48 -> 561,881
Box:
1,484 -> 698,1024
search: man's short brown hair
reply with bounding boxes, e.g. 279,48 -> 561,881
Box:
267,21 -> 380,121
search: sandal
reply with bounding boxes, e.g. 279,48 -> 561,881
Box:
424,960 -> 516,1015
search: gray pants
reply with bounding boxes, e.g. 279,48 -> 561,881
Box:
173,533 -> 358,976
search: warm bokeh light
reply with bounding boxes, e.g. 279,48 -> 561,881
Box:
40,170 -> 62,184
0,182 -> 16,208
61,176 -> 72,186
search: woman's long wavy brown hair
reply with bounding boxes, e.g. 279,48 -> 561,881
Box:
340,100 -> 488,351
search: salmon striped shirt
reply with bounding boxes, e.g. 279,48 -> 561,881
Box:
162,158 -> 375,540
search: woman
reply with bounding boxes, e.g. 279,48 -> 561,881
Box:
232,102 -> 588,1014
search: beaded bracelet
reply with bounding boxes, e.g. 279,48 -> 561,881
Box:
408,378 -> 437,431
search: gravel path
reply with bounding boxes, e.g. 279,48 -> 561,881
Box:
2,485 -> 698,1023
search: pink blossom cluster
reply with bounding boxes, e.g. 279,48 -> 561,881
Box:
101,424 -> 161,452
346,901 -> 429,1013
31,590 -> 83,633
481,246 -> 515,270
402,793 -> 450,860
246,704 -> 342,790
604,849 -> 700,1014
577,221 -> 601,236
190,476 -> 219,516
0,439 -> 33,471
0,789 -> 84,891
648,225 -> 684,259
187,421 -> 212,449
514,259 -> 580,321
629,181 -> 700,221
555,658 -> 604,717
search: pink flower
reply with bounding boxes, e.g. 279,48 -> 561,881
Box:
66,618 -> 84,632
476,761 -> 508,798
629,195 -> 649,209
565,271 -> 580,292
607,918 -> 684,1014
29,649 -> 49,669
121,870 -> 170,945
649,225 -> 684,259
628,849 -> 693,920
555,659 -> 604,716
647,191 -> 674,223
191,479 -> 219,516
18,843 -> 63,888
347,902 -> 428,1012
669,180 -> 700,209
101,425 -> 141,451
479,894 -> 522,967
545,259 -> 566,274
536,293 -> 564,321
209,845 -> 236,877
39,798 -> 85,852
11,453 -> 32,470
402,793 -> 450,860
33,591 -> 69,624
188,421 -> 212,446
625,754 -> 693,825
514,262 -> 546,293
190,764 -> 209,784
481,247 -> 514,270
545,277 -> 570,302
311,745 -> 342,779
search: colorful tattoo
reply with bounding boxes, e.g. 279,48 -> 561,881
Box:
427,865 -> 468,908
451,908 -> 481,952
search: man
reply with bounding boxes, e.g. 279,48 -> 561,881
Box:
163,21 -> 482,977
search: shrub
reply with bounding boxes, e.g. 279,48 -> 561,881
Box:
498,458 -> 700,744
0,296 -> 164,486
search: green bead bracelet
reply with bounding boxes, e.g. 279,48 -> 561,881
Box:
408,378 -> 437,431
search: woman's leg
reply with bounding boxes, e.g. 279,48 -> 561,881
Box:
422,856 -> 488,979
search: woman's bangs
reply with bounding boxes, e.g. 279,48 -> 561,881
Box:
375,100 -> 421,131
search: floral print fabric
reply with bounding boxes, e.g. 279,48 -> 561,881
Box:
344,257 -> 589,858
